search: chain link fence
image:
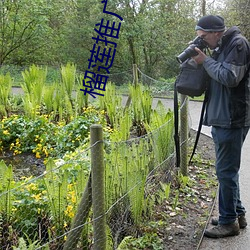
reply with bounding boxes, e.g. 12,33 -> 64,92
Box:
0,64 -> 191,249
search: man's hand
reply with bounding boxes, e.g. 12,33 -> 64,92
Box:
192,47 -> 207,64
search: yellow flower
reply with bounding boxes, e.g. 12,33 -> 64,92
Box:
65,205 -> 74,218
32,193 -> 42,201
3,130 -> 9,135
26,183 -> 37,191
10,143 -> 14,150
71,195 -> 76,204
42,147 -> 49,157
36,152 -> 41,158
12,207 -> 17,212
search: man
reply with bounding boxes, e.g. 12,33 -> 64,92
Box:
192,15 -> 250,238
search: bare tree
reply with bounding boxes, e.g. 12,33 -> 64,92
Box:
0,0 -> 48,65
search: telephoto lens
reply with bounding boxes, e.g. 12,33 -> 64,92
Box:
176,36 -> 208,63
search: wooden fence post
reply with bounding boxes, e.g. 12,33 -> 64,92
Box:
180,94 -> 188,176
63,175 -> 92,250
91,124 -> 106,250
125,64 -> 138,109
133,64 -> 138,86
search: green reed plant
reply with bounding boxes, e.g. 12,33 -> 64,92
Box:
0,73 -> 12,117
61,63 -> 76,102
109,109 -> 132,141
0,161 -> 14,222
52,83 -> 66,121
43,84 -> 55,114
21,65 -> 47,118
75,74 -> 89,116
42,158 -> 91,248
51,80 -> 74,122
99,82 -> 122,128
43,159 -> 68,227
105,136 -> 153,226
145,100 -> 174,164
127,141 -> 150,224
129,84 -> 153,135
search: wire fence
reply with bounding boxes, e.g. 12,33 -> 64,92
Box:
0,65 -> 191,249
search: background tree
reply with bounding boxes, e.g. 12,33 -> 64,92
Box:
0,0 -> 50,65
219,0 -> 250,39
1,0 -> 241,82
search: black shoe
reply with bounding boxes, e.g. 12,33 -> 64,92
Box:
204,222 -> 240,238
211,214 -> 247,229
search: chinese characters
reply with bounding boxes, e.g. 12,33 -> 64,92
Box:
80,0 -> 123,98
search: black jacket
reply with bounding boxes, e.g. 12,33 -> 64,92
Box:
203,26 -> 250,128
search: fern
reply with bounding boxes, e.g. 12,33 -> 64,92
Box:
21,65 -> 47,118
0,73 -> 12,116
43,84 -> 55,114
144,100 -> 174,163
0,160 -> 14,221
61,63 -> 76,101
43,159 -> 68,228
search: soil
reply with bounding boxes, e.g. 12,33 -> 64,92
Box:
0,130 -> 217,250
158,130 -> 217,250
0,152 -> 45,180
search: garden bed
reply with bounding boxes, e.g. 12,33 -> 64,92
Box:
161,131 -> 217,250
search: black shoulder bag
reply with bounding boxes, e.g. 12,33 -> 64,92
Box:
174,58 -> 210,168
175,58 -> 208,97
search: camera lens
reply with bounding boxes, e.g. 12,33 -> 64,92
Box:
176,45 -> 198,63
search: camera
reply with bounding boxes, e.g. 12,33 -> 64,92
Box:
176,36 -> 208,64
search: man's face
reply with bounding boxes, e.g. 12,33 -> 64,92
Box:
196,30 -> 222,49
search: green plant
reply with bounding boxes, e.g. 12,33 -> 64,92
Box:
21,65 -> 47,118
157,182 -> 171,204
12,176 -> 49,241
0,161 -> 15,222
42,157 -> 90,238
0,73 -> 12,117
172,190 -> 180,210
0,108 -> 104,158
13,237 -> 39,250
60,63 -> 76,102
75,73 -> 89,116
51,81 -> 74,122
43,159 -> 69,225
43,84 -> 55,114
99,82 -> 123,128
105,136 -> 153,235
117,233 -> 163,250
145,100 -> 174,163
129,84 -> 153,131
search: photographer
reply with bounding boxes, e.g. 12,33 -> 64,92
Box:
192,15 -> 250,238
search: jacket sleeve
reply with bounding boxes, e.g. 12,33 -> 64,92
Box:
203,37 -> 250,88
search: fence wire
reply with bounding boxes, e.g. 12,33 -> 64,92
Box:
0,67 -> 192,249
0,122 -> 179,249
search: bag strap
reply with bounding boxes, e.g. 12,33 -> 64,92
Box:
174,80 -> 180,168
188,91 -> 208,164
174,80 -> 208,168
